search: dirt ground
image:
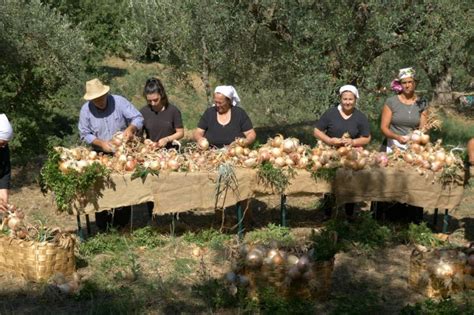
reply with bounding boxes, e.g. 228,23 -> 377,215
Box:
3,163 -> 474,314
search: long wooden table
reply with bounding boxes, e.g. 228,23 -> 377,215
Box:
70,167 -> 465,235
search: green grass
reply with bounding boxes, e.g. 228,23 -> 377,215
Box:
245,223 -> 296,247
182,228 -> 232,250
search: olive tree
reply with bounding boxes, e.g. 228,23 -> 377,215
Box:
0,0 -> 91,161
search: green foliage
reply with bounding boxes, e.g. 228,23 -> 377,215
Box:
0,0 -> 90,162
247,286 -> 314,314
401,222 -> 444,247
317,212 -> 392,254
311,167 -> 337,182
246,223 -> 295,247
331,290 -> 383,315
79,231 -> 128,256
182,228 -> 231,250
192,278 -> 245,311
401,294 -> 474,315
131,165 -> 159,182
310,228 -> 340,262
131,226 -> 168,249
41,0 -> 130,58
39,149 -> 111,212
257,162 -> 296,194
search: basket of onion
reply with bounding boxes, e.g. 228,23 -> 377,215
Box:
224,242 -> 334,301
0,204 -> 76,281
409,244 -> 474,298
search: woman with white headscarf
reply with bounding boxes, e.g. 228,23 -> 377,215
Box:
314,85 -> 371,220
380,67 -> 428,152
378,67 -> 428,223
0,114 -> 13,212
194,85 -> 256,148
314,84 -> 371,147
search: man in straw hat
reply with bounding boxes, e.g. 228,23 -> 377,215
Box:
79,78 -> 143,152
0,114 -> 13,212
78,78 -> 143,231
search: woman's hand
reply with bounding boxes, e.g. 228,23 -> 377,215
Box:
330,137 -> 343,146
397,135 -> 409,144
157,137 -> 170,148
341,138 -> 353,147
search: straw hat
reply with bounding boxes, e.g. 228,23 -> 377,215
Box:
83,78 -> 110,100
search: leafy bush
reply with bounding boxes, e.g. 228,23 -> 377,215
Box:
0,0 -> 90,162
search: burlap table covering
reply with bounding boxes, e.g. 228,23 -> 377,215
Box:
334,167 -> 465,210
253,170 -> 332,196
71,167 -> 463,215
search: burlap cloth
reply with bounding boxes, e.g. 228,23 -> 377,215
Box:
334,167 -> 465,211
71,167 -> 464,215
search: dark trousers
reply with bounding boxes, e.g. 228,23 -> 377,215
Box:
95,206 -> 132,231
373,202 -> 423,224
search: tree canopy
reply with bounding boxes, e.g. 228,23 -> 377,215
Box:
0,0 -> 472,160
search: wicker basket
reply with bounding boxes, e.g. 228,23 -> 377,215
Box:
244,258 -> 334,301
0,235 -> 76,281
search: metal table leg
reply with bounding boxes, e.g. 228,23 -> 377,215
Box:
442,209 -> 449,233
280,194 -> 287,227
236,202 -> 244,240
85,214 -> 91,235
433,208 -> 438,228
76,214 -> 84,241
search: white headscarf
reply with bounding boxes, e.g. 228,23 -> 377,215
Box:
339,85 -> 359,99
398,67 -> 416,80
0,114 -> 13,141
214,85 -> 241,106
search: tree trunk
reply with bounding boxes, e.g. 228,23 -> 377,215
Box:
201,37 -> 212,106
432,67 -> 453,105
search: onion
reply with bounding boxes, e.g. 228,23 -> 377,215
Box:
238,275 -> 249,287
228,147 -> 236,157
198,138 -> 209,150
246,250 -> 263,268
435,151 -> 446,162
274,157 -> 286,168
356,158 -> 367,170
236,138 -> 247,147
88,151 -> 97,160
420,134 -> 430,145
59,161 -> 70,173
234,146 -> 244,156
285,157 -> 295,167
431,161 -> 442,172
167,159 -> 180,171
410,143 -> 421,153
7,217 -> 20,230
259,150 -> 271,161
118,154 -> 127,164
150,160 -> 160,170
125,158 -> 137,171
271,253 -> 284,266
289,152 -> 300,163
445,155 -> 454,166
282,138 -> 297,153
243,148 -> 250,156
286,255 -> 299,266
243,158 -> 257,168
267,249 -> 279,259
248,150 -> 258,158
297,255 -> 310,272
337,146 -> 349,156
296,146 -> 305,154
298,156 -> 309,168
271,135 -> 284,147
271,147 -> 282,157
403,153 -> 414,163
77,160 -> 89,171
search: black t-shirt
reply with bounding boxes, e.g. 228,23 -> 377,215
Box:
314,106 -> 370,139
140,103 -> 183,147
197,106 -> 253,148
0,145 -> 11,189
